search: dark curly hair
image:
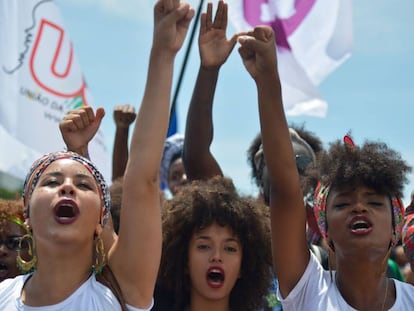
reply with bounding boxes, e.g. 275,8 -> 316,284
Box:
158,176 -> 272,311
247,133 -> 263,189
317,138 -> 411,197
292,123 -> 323,155
247,124 -> 323,195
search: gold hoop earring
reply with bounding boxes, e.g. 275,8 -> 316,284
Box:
92,234 -> 106,275
16,233 -> 37,273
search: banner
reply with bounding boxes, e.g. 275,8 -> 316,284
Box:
0,0 -> 110,186
227,0 -> 353,117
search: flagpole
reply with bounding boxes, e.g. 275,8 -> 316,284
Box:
169,0 -> 205,129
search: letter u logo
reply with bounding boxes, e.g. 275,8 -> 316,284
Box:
30,19 -> 86,99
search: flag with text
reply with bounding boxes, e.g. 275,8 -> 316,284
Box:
0,0 -> 110,185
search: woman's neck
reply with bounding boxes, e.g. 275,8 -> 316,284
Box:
187,294 -> 230,311
333,249 -> 396,311
334,260 -> 394,311
21,251 -> 93,306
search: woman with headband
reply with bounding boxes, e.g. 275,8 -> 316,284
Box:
0,0 -> 194,309
238,25 -> 414,310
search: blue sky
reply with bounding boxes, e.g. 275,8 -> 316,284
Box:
57,0 -> 414,203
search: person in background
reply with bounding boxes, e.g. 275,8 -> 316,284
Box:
247,126 -> 322,206
0,198 -> 29,282
160,133 -> 188,197
247,127 -> 328,261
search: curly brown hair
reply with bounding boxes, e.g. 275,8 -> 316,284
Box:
158,176 -> 272,311
0,198 -> 27,235
317,138 -> 411,197
0,198 -> 24,216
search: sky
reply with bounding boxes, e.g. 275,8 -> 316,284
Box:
56,0 -> 414,203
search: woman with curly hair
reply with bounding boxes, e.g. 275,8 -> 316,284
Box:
155,176 -> 272,311
240,24 -> 414,310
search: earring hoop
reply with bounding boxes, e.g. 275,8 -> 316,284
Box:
16,233 -> 37,273
92,234 -> 106,275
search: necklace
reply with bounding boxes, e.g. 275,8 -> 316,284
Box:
381,279 -> 389,311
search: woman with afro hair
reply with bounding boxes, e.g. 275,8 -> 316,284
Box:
154,176 -> 273,311
238,23 -> 414,310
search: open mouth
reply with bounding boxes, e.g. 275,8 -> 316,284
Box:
53,200 -> 79,224
206,267 -> 225,288
349,218 -> 372,235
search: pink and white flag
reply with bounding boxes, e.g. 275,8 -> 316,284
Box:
0,0 -> 110,185
226,0 -> 353,117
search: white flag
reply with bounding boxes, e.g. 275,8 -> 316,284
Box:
227,0 -> 353,117
0,0 -> 110,186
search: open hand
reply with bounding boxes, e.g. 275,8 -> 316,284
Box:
199,1 -> 239,69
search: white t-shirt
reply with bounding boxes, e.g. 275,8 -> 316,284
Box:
0,274 -> 154,311
278,252 -> 414,311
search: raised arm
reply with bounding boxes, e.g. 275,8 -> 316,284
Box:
108,0 -> 194,308
112,104 -> 136,181
183,1 -> 237,180
59,105 -> 105,158
238,26 -> 309,297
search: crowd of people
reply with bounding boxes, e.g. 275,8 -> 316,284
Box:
1,0 -> 414,310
